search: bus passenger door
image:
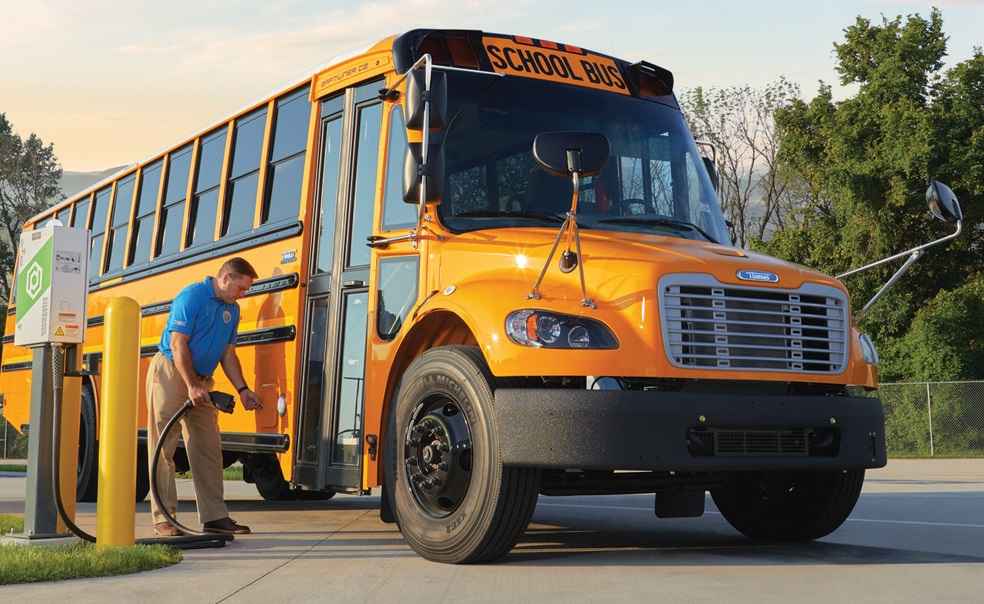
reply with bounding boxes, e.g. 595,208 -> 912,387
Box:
296,81 -> 383,492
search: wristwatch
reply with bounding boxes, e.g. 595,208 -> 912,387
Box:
236,385 -> 249,395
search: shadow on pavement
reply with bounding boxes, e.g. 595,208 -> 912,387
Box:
504,524 -> 984,566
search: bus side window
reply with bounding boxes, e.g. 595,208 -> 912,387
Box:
55,204 -> 71,226
187,129 -> 226,248
72,195 -> 90,229
346,101 -> 383,267
380,106 -> 415,231
263,86 -> 311,225
223,107 -> 266,237
129,160 -> 163,266
105,175 -> 136,273
377,257 -> 419,340
88,187 -> 112,279
157,145 -> 192,258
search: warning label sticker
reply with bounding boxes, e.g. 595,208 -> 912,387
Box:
482,36 -> 629,95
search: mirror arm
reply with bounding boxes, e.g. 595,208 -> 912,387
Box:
836,220 -> 962,279
855,249 -> 923,323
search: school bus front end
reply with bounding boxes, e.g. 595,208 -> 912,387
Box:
372,30 -> 885,563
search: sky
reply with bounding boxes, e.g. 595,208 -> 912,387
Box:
1,0 -> 981,172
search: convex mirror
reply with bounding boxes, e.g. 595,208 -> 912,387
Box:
405,69 -> 447,131
403,142 -> 445,203
532,131 -> 610,177
927,180 -> 962,223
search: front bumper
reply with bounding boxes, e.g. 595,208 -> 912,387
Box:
494,389 -> 886,471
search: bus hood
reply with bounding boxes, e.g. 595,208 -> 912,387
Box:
439,227 -> 847,300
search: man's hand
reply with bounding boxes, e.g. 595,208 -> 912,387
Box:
188,382 -> 212,407
240,388 -> 263,411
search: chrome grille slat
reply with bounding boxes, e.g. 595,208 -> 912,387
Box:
668,316 -> 845,331
663,304 -> 844,319
668,328 -> 845,344
668,353 -> 841,366
659,275 -> 849,374
664,292 -> 842,311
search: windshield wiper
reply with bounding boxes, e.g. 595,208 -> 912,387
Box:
454,210 -> 566,224
596,216 -> 719,244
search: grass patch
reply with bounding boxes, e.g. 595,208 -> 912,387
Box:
176,464 -> 243,481
0,464 -> 27,473
1,513 -> 24,534
0,541 -> 181,585
1,514 -> 180,584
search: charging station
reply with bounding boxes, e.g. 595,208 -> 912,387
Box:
4,222 -> 88,544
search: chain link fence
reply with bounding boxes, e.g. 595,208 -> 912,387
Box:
878,381 -> 984,457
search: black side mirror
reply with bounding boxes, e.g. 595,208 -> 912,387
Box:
532,132 -> 609,177
701,156 -> 719,192
927,180 -> 962,223
403,142 -> 445,203
405,69 -> 447,131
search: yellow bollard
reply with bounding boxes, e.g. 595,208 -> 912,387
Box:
96,297 -> 140,547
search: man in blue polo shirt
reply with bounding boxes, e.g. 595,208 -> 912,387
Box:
147,257 -> 262,536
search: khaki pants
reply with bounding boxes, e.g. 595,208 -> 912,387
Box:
146,353 -> 228,526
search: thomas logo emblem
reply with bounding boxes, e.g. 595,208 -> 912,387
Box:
737,270 -> 779,283
25,262 -> 44,300
223,310 -> 232,324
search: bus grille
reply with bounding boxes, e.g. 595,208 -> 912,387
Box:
711,429 -> 810,456
659,275 -> 848,373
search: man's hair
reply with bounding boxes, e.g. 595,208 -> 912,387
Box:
220,257 -> 258,280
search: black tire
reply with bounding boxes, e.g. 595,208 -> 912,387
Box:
250,454 -> 293,500
76,386 -> 99,502
386,346 -> 539,564
135,442 -> 150,502
711,469 -> 865,542
247,454 -> 335,501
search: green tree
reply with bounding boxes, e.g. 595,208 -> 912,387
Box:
0,113 -> 63,312
759,10 -> 984,376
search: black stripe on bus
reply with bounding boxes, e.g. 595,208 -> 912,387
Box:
1,335 -> 13,345
0,361 -> 33,372
79,272 -> 299,330
6,307 -> 14,316
79,324 -> 297,372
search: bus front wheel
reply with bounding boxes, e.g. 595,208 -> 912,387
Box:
387,346 -> 539,564
711,469 -> 865,541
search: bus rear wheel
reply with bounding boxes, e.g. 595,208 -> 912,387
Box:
77,386 -> 151,503
387,346 -> 539,564
711,469 -> 865,542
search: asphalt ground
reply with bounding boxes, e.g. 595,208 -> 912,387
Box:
1,459 -> 982,603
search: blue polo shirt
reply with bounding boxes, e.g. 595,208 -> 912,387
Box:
159,277 -> 241,377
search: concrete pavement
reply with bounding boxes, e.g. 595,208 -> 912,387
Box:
1,459 -> 982,603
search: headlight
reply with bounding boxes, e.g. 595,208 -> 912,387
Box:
858,333 -> 879,365
505,310 -> 618,349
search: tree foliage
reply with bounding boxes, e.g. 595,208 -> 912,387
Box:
757,9 -> 984,379
0,113 -> 63,307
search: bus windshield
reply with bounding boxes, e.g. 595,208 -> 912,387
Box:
437,71 -> 732,246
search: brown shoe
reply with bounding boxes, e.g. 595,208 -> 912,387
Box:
154,521 -> 184,537
203,517 -> 251,535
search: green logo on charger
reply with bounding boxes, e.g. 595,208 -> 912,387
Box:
15,238 -> 52,322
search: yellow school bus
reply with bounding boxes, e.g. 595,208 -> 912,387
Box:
1,29 -> 890,563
